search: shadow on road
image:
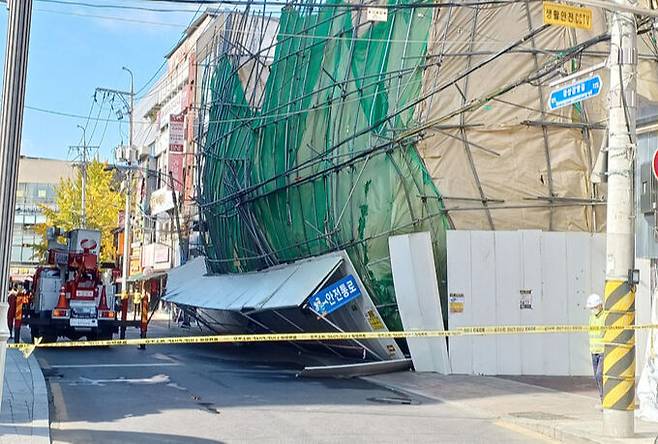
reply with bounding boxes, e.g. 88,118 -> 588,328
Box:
52,429 -> 225,444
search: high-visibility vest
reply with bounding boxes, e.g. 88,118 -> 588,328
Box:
589,311 -> 605,354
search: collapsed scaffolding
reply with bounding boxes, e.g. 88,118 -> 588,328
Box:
194,0 -> 658,330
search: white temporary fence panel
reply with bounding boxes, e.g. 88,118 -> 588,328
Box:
389,232 -> 450,374
447,230 -> 605,376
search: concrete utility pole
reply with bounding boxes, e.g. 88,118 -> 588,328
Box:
120,66 -> 134,311
0,0 -> 33,406
602,0 -> 637,437
98,69 -> 134,339
169,171 -> 186,266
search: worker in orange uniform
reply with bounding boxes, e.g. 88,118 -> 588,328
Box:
13,285 -> 28,344
7,284 -> 17,339
139,286 -> 148,350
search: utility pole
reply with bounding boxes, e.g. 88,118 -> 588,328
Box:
0,0 -> 33,406
169,171 -> 186,266
98,69 -> 134,339
120,68 -> 134,311
603,0 -> 637,437
122,67 -> 134,340
71,125 -> 98,229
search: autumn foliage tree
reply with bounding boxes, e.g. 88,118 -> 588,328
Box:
35,159 -> 124,262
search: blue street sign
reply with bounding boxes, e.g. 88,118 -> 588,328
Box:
548,75 -> 602,111
307,274 -> 362,316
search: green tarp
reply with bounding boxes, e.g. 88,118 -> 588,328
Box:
200,0 -> 450,330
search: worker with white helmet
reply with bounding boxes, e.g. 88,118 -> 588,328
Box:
586,293 -> 605,401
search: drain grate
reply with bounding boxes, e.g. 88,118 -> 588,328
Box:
367,396 -> 420,405
509,411 -> 573,421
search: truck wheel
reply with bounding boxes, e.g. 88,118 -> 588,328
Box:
42,332 -> 57,343
87,330 -> 110,347
98,330 -> 113,341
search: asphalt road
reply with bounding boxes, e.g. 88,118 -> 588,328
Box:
34,321 -> 554,444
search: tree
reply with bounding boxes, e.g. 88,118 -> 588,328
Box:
35,159 -> 124,262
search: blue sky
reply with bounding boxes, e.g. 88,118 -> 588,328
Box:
0,1 -> 202,162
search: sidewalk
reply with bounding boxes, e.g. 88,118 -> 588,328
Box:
364,371 -> 658,444
0,348 -> 50,444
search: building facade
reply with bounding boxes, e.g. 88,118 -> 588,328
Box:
129,11 -> 234,278
11,156 -> 75,281
124,10 -> 278,285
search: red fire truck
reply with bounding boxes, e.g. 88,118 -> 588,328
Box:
21,227 -> 142,343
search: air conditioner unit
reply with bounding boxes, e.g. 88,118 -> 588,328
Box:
114,145 -> 137,163
138,145 -> 151,160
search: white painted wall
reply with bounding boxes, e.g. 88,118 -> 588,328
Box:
447,230 -> 606,376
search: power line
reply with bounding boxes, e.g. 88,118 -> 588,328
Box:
25,105 -> 153,125
87,94 -> 107,144
135,2 -> 205,96
34,0 -> 204,13
137,0 -> 539,9
135,61 -> 167,97
34,0 -> 541,12
34,7 -> 191,27
135,9 -> 235,100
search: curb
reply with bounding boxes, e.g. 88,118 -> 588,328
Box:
27,353 -> 51,444
500,415 -> 598,444
361,375 -> 599,444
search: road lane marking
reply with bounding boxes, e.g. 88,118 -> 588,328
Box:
49,381 -> 69,421
494,420 -> 558,443
67,374 -> 171,386
50,363 -> 182,369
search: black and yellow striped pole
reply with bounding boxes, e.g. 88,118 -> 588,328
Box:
603,280 -> 635,412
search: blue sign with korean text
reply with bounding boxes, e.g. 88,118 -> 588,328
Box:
549,75 -> 602,111
308,274 -> 362,316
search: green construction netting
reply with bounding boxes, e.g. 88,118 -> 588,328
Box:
199,0 -> 450,330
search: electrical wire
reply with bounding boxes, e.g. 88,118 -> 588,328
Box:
34,0 -> 542,12
86,93 -> 107,144
34,0 -> 204,13
146,1 -> 205,98
135,61 -> 168,97
34,7 -> 191,27
140,0 -> 541,10
25,105 -> 153,125
95,103 -> 116,154
135,8 -> 238,100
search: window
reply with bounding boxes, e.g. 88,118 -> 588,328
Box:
21,246 -> 35,263
11,246 -> 21,262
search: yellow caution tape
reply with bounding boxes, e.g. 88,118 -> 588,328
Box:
9,322 -> 658,359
